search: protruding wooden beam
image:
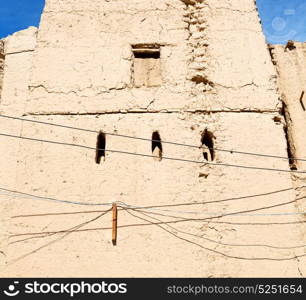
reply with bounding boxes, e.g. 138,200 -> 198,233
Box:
112,203 -> 117,246
285,40 -> 296,52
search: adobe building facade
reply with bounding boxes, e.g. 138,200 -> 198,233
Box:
0,0 -> 305,277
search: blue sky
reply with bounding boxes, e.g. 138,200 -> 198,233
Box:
0,0 -> 305,44
0,0 -> 45,39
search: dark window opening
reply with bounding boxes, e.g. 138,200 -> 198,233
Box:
95,131 -> 106,164
133,51 -> 160,59
300,91 -> 305,111
201,129 -> 215,162
152,131 -> 162,161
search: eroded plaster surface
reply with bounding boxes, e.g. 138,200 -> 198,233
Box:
0,0 -> 305,277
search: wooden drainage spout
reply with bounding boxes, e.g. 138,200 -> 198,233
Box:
112,203 -> 117,246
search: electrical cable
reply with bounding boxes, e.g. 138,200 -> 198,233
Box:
0,132 -> 305,174
1,186 -> 306,217
1,114 -> 305,162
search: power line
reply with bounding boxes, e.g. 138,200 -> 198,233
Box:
121,197 -> 306,217
125,209 -> 306,261
2,186 -> 306,217
10,208 -> 306,251
8,197 -> 305,257
1,113 -> 305,162
1,132 -> 305,174
6,185 -> 303,216
8,209 -> 112,265
120,201 -> 306,216
1,120 -> 304,262
9,207 -> 306,262
7,218 -> 305,241
131,209 -> 306,250
8,202 -> 306,253
0,187 -> 113,206
122,208 -> 306,225
116,186 -> 297,210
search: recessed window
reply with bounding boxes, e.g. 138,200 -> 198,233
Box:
201,129 -> 215,162
152,131 -> 162,161
95,131 -> 106,164
132,44 -> 162,88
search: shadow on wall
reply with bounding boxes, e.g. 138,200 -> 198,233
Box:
0,0 -> 45,39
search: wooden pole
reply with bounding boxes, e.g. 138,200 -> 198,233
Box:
112,203 -> 117,246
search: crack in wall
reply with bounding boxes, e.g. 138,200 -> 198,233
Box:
267,44 -> 276,66
215,82 -> 259,89
0,40 -> 5,99
5,49 -> 35,56
24,109 -> 279,117
28,81 -> 269,99
263,42 -> 298,176
280,95 -> 297,171
213,7 -> 256,14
